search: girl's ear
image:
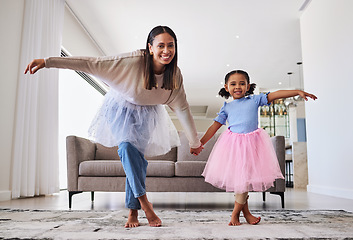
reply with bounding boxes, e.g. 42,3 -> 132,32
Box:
247,83 -> 250,91
224,84 -> 229,92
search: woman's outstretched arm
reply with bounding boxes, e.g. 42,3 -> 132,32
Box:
267,90 -> 317,103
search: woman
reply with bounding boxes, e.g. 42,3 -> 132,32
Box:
25,26 -> 203,228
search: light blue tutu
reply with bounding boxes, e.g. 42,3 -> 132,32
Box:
88,90 -> 180,156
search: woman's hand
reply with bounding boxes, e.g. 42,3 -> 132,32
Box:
190,145 -> 204,156
24,59 -> 45,74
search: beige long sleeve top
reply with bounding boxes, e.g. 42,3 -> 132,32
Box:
45,49 -> 201,148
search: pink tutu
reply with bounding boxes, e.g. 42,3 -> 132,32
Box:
202,128 -> 284,193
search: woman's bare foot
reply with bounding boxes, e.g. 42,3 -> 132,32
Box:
143,202 -> 162,227
125,209 -> 140,228
138,194 -> 162,227
229,201 -> 244,226
242,200 -> 261,225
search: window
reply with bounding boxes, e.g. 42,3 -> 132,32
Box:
58,66 -> 106,189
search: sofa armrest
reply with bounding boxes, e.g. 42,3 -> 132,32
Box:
66,135 -> 96,191
271,136 -> 285,179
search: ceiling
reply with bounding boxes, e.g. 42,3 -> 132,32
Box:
65,0 -> 308,118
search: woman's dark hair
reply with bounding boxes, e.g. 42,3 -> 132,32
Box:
144,26 -> 178,90
218,70 -> 256,99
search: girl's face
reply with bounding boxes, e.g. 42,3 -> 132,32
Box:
225,73 -> 250,99
148,32 -> 175,74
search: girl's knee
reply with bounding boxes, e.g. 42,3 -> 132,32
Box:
234,192 -> 248,204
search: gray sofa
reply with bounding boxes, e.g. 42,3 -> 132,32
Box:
66,131 -> 285,209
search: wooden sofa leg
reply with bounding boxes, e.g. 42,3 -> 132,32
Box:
262,192 -> 266,202
270,192 -> 285,208
91,191 -> 95,202
68,191 -> 83,209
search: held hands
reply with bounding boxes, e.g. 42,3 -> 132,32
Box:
24,59 -> 45,74
190,144 -> 204,156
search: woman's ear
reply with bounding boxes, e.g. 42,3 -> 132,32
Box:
148,43 -> 153,55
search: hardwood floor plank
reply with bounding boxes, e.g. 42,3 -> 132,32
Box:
0,189 -> 352,212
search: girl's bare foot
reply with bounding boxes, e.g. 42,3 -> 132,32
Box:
242,200 -> 261,225
243,212 -> 261,225
229,211 -> 241,226
125,209 -> 140,228
229,201 -> 244,226
138,194 -> 162,227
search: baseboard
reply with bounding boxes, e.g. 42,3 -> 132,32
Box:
307,184 -> 353,200
0,190 -> 11,201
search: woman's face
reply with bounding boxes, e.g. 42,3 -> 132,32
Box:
148,32 -> 175,73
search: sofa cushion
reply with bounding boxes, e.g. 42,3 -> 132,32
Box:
177,131 -> 221,162
145,147 -> 177,162
95,144 -> 119,160
146,161 -> 175,177
175,161 -> 206,177
95,144 -> 177,162
79,160 -> 124,176
79,160 -> 175,177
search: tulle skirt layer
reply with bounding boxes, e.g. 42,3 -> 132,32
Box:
202,128 -> 284,193
88,90 -> 180,156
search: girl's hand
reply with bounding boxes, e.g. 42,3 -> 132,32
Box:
190,145 -> 204,156
267,90 -> 318,103
24,59 -> 45,74
298,90 -> 317,101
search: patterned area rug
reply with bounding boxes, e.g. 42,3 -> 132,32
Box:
0,208 -> 353,239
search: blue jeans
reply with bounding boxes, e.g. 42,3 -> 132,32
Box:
118,142 -> 148,210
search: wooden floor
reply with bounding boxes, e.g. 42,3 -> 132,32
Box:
0,188 -> 352,212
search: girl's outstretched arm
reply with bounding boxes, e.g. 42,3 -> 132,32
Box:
267,90 -> 317,103
190,121 -> 223,156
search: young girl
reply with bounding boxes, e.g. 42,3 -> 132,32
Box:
25,26 -> 203,228
192,70 -> 317,226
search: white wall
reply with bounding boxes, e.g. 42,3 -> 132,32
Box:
62,5 -> 103,57
0,0 -> 24,201
301,0 -> 353,199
